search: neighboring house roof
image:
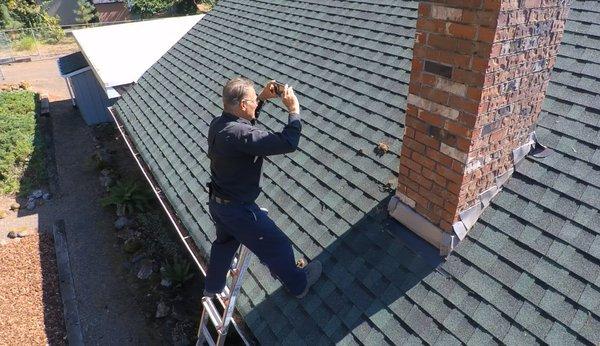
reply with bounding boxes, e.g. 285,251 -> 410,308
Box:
95,2 -> 131,23
113,1 -> 600,344
57,51 -> 89,76
72,15 -> 203,90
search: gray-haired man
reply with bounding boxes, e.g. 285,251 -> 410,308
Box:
205,77 -> 322,298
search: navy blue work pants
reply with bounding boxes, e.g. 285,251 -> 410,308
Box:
205,200 -> 307,296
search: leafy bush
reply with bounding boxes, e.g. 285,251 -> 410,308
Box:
100,179 -> 153,215
161,257 -> 194,288
14,35 -> 36,51
130,0 -> 174,17
0,91 -> 46,196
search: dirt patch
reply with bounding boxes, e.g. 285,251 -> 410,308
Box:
0,233 -> 66,345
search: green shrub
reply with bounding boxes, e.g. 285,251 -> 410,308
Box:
100,179 -> 153,215
14,35 -> 36,51
161,257 -> 194,288
0,91 -> 46,196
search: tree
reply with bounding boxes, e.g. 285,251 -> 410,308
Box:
74,0 -> 97,24
0,0 -> 64,42
130,0 -> 174,18
0,4 -> 24,29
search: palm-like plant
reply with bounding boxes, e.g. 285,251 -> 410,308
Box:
161,257 -> 194,288
100,179 -> 153,215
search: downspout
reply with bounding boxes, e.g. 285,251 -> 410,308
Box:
65,77 -> 76,107
107,107 -> 253,346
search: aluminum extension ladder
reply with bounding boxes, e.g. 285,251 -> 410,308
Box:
196,244 -> 253,346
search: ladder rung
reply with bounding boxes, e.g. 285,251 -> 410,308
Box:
202,297 -> 223,330
202,325 -> 216,346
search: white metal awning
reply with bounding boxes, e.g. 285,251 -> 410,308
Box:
72,15 -> 203,89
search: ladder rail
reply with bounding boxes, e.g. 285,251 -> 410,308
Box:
221,246 -> 252,332
197,244 -> 253,346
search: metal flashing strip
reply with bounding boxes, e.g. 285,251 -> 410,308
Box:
458,203 -> 481,230
388,195 -> 454,255
61,66 -> 92,78
512,131 -> 536,164
108,107 -> 252,346
530,131 -> 554,158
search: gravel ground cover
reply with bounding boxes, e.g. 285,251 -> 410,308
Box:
0,234 -> 66,345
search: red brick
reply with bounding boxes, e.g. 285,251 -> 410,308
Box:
455,136 -> 472,151
449,94 -> 480,113
436,164 -> 463,184
453,68 -> 485,86
403,137 -> 427,155
444,120 -> 472,137
418,2 -> 431,17
421,73 -> 437,87
446,0 -> 483,8
427,33 -> 457,51
417,109 -> 444,128
417,18 -> 445,34
422,168 -> 447,187
403,157 -> 423,174
478,27 -> 497,42
447,23 -> 477,40
421,85 -> 450,105
437,51 -> 471,69
410,169 -> 433,190
415,130 -> 441,149
439,220 -> 454,232
426,147 -> 453,168
413,151 -> 437,170
406,116 -> 429,133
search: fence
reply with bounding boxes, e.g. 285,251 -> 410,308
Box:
0,27 -> 79,65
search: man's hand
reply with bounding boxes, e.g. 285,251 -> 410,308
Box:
258,80 -> 278,101
282,85 -> 300,114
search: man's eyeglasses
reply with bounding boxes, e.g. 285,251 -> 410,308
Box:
242,98 -> 258,105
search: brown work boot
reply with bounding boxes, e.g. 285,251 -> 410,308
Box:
295,260 -> 322,299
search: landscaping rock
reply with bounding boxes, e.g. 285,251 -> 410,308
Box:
130,252 -> 146,264
155,301 -> 170,318
123,238 -> 142,254
17,230 -> 30,238
137,259 -> 154,280
7,231 -> 17,239
114,216 -> 130,230
26,200 -> 36,211
99,175 -> 113,189
30,190 -> 43,199
160,278 -> 172,288
9,203 -> 20,211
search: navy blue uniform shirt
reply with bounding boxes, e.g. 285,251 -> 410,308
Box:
207,110 -> 302,202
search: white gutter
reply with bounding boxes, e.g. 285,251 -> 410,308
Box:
107,107 -> 252,346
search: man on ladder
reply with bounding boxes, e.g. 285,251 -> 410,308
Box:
204,76 -> 322,301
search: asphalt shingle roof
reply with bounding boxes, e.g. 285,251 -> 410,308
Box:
114,0 -> 600,344
57,51 -> 88,76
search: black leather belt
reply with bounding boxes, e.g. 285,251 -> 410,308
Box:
210,194 -> 231,204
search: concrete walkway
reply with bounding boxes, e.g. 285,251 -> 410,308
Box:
2,59 -> 159,344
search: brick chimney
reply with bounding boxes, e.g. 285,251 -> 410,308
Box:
388,0 -> 571,255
